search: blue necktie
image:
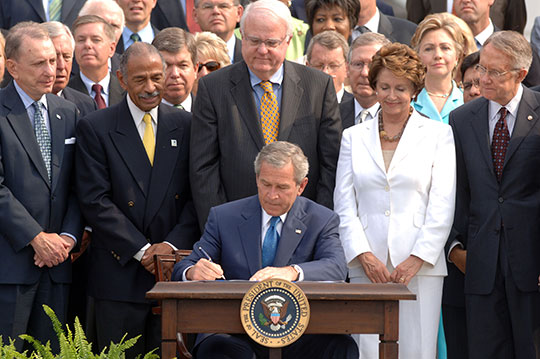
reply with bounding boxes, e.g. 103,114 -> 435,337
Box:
32,102 -> 51,182
262,216 -> 280,268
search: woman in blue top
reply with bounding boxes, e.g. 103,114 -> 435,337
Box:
411,13 -> 470,124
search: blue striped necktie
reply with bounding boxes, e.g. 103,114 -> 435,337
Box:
262,216 -> 280,268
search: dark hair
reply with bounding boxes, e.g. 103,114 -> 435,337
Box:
460,51 -> 479,82
305,0 -> 360,32
119,42 -> 165,78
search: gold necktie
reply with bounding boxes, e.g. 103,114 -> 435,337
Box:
142,113 -> 155,165
260,81 -> 279,144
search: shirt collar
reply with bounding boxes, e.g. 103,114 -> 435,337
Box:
80,71 -> 110,95
162,94 -> 192,111
354,99 -> 380,120
489,84 -> 523,121
122,22 -> 155,46
14,81 -> 48,110
262,208 -> 288,228
336,87 -> 345,102
226,35 -> 236,63
475,19 -> 494,47
364,8 -> 380,33
126,93 -> 159,126
249,64 -> 284,88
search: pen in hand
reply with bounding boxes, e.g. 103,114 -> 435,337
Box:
199,246 -> 226,280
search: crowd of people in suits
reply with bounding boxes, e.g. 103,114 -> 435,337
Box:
0,0 -> 538,358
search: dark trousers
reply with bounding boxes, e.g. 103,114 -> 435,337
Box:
466,233 -> 540,359
94,299 -> 161,359
194,333 -> 359,359
0,272 -> 69,352
442,304 -> 468,359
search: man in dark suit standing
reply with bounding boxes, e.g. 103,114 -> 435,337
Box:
116,0 -> 158,54
0,0 -> 85,30
173,141 -> 357,359
191,0 -> 341,228
151,0 -> 189,31
76,42 -> 199,358
68,15 -> 125,109
0,22 -> 83,351
448,31 -> 540,359
351,0 -> 417,45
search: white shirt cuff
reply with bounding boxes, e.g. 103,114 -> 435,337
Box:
133,243 -> 151,261
447,240 -> 464,263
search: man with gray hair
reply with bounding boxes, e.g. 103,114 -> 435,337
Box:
79,0 -> 125,44
340,32 -> 390,129
152,27 -> 198,111
43,21 -> 98,117
306,31 -> 350,104
173,140 -> 357,358
448,30 -> 540,359
76,42 -> 198,358
190,0 -> 341,230
68,15 -> 124,109
0,21 -> 83,351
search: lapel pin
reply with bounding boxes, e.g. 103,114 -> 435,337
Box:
295,229 -> 302,234
527,115 -> 533,121
56,114 -> 61,119
171,139 -> 177,147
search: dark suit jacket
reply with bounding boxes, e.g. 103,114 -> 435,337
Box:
172,195 -> 347,281
67,73 -> 125,108
151,0 -> 188,31
0,0 -> 85,29
448,87 -> 540,295
190,60 -> 342,227
61,87 -> 98,118
115,25 -> 159,54
378,12 -> 417,46
0,82 -> 83,285
406,0 -> 446,24
76,99 -> 199,303
233,36 -> 244,64
339,91 -> 355,130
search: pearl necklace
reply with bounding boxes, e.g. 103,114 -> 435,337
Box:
378,107 -> 413,142
426,90 -> 450,98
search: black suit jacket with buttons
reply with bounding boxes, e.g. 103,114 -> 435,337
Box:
75,98 -> 199,303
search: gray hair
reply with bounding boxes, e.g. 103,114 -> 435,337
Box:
152,27 -> 197,65
254,141 -> 309,185
194,0 -> 241,7
119,42 -> 166,78
347,32 -> 390,63
483,31 -> 532,72
79,0 -> 125,34
5,22 -> 51,60
306,30 -> 349,64
240,0 -> 293,38
72,15 -> 116,43
43,21 -> 75,50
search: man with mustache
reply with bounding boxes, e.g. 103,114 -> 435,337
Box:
75,42 -> 199,358
68,15 -> 125,109
152,27 -> 197,112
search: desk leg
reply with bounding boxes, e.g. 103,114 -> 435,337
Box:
269,348 -> 282,359
162,300 -> 178,359
379,301 -> 399,359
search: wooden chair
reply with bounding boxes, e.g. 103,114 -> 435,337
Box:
153,249 -> 193,359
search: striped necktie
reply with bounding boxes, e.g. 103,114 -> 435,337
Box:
142,113 -> 155,166
260,81 -> 279,144
48,0 -> 62,22
262,216 -> 281,268
33,102 -> 52,181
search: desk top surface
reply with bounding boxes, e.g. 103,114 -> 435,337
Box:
146,281 -> 416,301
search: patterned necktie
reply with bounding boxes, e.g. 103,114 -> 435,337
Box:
174,104 -> 184,110
130,33 -> 141,43
48,0 -> 62,22
32,102 -> 52,181
262,216 -> 280,268
92,84 -> 107,109
142,113 -> 155,166
355,109 -> 370,125
260,81 -> 279,144
491,107 -> 509,181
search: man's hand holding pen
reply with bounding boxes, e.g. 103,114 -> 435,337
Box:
186,258 -> 225,280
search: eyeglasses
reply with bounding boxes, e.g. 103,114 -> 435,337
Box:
199,2 -> 234,11
244,35 -> 288,49
349,61 -> 370,71
311,61 -> 345,72
475,64 -> 518,79
462,78 -> 480,91
198,61 -> 221,73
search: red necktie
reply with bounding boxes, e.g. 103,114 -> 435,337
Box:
491,107 -> 509,181
185,0 -> 201,33
92,83 -> 107,109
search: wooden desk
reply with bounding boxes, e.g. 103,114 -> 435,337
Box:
146,281 -> 415,359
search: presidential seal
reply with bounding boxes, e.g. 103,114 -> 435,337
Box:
240,279 -> 310,348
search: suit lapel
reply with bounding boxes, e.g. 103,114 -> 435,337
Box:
377,13 -> 396,42
273,200 -> 306,267
109,100 -> 152,196
157,0 -> 186,30
238,197 -> 263,274
27,0 -> 46,22
108,75 -> 125,106
4,84 -> 50,186
68,75 -> 89,95
361,118 -> 386,174
339,94 -> 355,129
230,63 -> 265,150
279,61 -> 303,141
469,99 -> 494,171
143,108 -> 182,229
47,95 -> 66,191
61,0 -> 76,22
504,88 -> 540,169
388,112 -> 423,173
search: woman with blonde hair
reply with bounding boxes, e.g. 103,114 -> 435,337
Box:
192,31 -> 231,96
411,12 -> 469,124
334,42 -> 456,359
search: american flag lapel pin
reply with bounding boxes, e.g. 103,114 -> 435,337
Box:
171,139 -> 177,147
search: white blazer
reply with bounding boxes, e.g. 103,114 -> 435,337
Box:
334,110 -> 456,278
